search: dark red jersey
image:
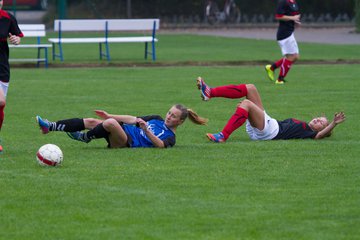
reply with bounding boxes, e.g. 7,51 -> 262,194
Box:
276,0 -> 300,40
0,10 -> 23,82
273,118 -> 317,140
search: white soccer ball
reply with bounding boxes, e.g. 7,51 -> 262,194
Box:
36,144 -> 63,166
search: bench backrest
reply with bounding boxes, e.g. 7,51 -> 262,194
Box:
54,19 -> 160,32
19,24 -> 46,37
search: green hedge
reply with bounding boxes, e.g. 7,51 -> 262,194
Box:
48,0 -> 355,19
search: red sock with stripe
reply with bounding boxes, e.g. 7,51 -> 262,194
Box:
221,107 -> 248,140
0,104 -> 5,131
271,58 -> 285,70
279,58 -> 293,80
211,84 -> 247,99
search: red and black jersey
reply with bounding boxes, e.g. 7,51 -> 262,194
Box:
0,10 -> 23,82
276,0 -> 300,41
273,118 -> 317,140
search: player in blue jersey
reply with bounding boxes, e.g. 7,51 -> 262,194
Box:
0,0 -> 23,153
36,104 -> 208,148
265,0 -> 301,85
196,77 -> 345,142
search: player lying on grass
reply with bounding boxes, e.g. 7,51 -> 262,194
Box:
196,77 -> 345,142
36,104 -> 208,148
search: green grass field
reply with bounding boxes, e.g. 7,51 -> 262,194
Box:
1,33 -> 360,239
9,32 -> 360,64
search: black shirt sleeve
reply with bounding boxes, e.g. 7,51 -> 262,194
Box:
9,13 -> 23,37
163,135 -> 176,148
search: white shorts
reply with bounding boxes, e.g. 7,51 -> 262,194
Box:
278,33 -> 299,55
0,81 -> 9,97
246,111 -> 279,140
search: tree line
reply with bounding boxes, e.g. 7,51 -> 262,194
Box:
56,0 -> 358,30
65,0 -> 355,18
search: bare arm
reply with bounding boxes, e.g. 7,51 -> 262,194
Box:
137,118 -> 165,148
276,14 -> 301,25
315,112 -> 346,139
94,110 -> 137,124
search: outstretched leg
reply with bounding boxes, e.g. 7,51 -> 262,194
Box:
196,77 -> 264,110
197,77 -> 247,100
36,116 -> 102,134
37,115 -> 129,148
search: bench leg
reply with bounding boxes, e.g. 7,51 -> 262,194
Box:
152,41 -> 156,61
37,47 -> 41,68
36,47 -> 49,68
105,42 -> 110,61
52,43 -> 63,61
144,42 -> 148,60
99,43 -> 103,60
99,43 -> 111,61
52,43 -> 55,61
144,42 -> 156,61
45,47 -> 48,68
59,43 -> 64,61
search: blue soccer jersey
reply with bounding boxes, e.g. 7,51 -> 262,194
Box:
122,115 -> 176,148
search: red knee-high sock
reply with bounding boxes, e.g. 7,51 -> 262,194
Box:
221,107 -> 248,140
211,84 -> 247,99
0,104 -> 5,131
278,58 -> 293,80
271,58 -> 285,70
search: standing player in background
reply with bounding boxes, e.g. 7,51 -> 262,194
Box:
0,0 -> 23,153
265,0 -> 301,85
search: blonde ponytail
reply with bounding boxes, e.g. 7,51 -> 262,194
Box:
187,108 -> 208,125
174,104 -> 208,125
